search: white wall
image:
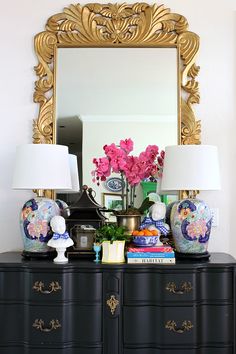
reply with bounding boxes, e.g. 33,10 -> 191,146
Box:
1,0 -> 236,255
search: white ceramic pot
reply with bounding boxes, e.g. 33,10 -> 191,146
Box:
102,241 -> 125,263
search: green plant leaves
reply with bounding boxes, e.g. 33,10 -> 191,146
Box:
95,224 -> 131,243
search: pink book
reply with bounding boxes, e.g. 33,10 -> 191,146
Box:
127,246 -> 173,253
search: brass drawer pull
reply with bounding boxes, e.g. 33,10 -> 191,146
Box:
165,320 -> 193,333
165,281 -> 192,294
32,319 -> 61,332
106,295 -> 119,315
32,281 -> 62,294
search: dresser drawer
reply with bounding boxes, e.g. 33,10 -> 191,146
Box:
123,304 -> 233,347
162,305 -> 233,346
28,271 -> 102,302
28,349 -> 102,354
124,269 -> 234,304
199,270 -> 233,301
0,304 -> 25,343
29,303 -> 102,345
123,348 -> 233,354
0,270 -> 25,300
123,305 -> 196,346
124,271 -> 196,304
0,345 -> 232,354
0,347 -> 103,354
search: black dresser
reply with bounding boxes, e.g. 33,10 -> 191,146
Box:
0,252 -> 235,354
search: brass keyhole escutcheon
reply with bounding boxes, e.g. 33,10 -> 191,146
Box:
106,295 -> 119,315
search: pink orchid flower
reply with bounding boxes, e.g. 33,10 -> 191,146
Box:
92,138 -> 164,208
120,138 -> 134,154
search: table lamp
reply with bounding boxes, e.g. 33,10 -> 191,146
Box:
161,145 -> 221,259
12,144 -> 72,258
56,154 -> 80,215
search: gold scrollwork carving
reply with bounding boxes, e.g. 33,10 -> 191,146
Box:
106,294 -> 119,315
33,2 -> 201,147
32,319 -> 61,332
165,281 -> 192,294
165,320 -> 193,333
181,99 -> 201,145
32,281 -> 62,294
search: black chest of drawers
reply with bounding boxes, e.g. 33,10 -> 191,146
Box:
0,252 -> 235,354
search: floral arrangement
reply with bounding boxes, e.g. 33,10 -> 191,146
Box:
92,138 -> 165,212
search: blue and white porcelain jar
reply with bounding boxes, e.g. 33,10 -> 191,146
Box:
170,199 -> 212,254
20,197 -> 61,253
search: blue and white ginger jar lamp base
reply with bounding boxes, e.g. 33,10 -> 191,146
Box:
171,199 -> 212,257
20,197 -> 61,256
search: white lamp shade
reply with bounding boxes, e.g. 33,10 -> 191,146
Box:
12,144 -> 72,190
161,145 -> 221,191
58,154 -> 80,193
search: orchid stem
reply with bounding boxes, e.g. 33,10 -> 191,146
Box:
121,173 -> 125,210
126,180 -> 129,212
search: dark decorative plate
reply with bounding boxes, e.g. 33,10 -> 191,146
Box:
104,177 -> 125,192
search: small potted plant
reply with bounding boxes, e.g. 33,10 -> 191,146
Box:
95,224 -> 131,263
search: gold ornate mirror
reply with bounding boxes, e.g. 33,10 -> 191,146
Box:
33,2 -> 201,200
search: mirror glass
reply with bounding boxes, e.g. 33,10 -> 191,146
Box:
56,47 -> 178,206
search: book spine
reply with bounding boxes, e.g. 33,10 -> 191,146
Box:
128,247 -> 173,253
127,258 -> 176,264
127,252 -> 175,258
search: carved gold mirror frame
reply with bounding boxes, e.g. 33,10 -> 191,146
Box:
33,2 -> 201,148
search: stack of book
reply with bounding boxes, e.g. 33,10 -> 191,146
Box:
126,245 -> 175,264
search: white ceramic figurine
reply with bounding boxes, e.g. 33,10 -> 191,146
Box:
48,215 -> 73,263
140,201 -> 170,245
